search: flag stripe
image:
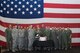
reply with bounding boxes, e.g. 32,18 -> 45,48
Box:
0,25 -> 6,32
44,0 -> 80,4
44,13 -> 80,18
0,31 -> 5,37
1,25 -> 80,33
72,38 -> 80,43
44,8 -> 80,14
0,41 -> 7,47
72,33 -> 80,38
44,3 -> 80,8
0,35 -> 6,42
72,43 -> 80,46
1,21 -> 80,28
0,17 -> 80,24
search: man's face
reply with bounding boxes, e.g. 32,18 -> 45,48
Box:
29,25 -> 33,28
14,26 -> 17,28
41,24 -> 44,27
20,26 -> 23,29
9,25 -> 12,28
18,26 -> 20,29
67,27 -> 69,30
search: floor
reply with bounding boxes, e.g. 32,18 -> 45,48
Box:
2,47 -> 80,53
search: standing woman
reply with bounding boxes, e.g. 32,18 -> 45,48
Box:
5,25 -> 12,51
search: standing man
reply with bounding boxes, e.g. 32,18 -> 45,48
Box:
28,25 -> 35,51
61,28 -> 68,50
40,24 -> 46,37
45,26 -> 51,40
66,27 -> 72,48
12,25 -> 18,52
51,27 -> 58,50
56,27 -> 62,49
35,25 -> 41,39
18,26 -> 25,51
24,27 -> 28,51
5,25 -> 12,51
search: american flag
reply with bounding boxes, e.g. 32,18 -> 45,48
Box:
0,0 -> 80,47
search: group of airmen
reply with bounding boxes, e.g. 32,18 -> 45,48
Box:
5,24 -> 72,52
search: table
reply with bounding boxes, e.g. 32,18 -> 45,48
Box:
33,40 -> 54,50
